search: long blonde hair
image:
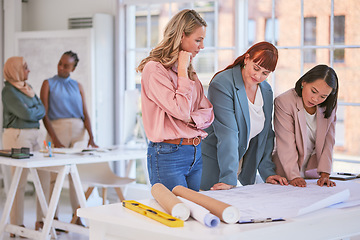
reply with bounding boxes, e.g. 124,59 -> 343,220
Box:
136,9 -> 207,80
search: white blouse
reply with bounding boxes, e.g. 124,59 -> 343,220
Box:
247,86 -> 265,148
238,87 -> 265,176
300,110 -> 317,177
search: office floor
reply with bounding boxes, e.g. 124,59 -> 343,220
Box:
0,158 -> 358,240
0,183 -> 152,240
0,186 -> 88,240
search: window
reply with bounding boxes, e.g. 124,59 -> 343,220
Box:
123,0 -> 238,183
334,15 -> 345,63
265,18 -> 278,45
248,19 -> 255,46
119,0 -> 360,182
304,17 -> 316,63
126,0 -> 237,90
247,0 -> 360,163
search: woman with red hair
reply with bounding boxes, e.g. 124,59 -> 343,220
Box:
201,42 -> 288,190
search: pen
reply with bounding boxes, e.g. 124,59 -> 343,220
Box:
43,141 -> 48,150
337,172 -> 355,176
48,141 -> 52,157
239,218 -> 284,224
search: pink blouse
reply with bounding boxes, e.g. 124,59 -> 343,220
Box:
141,61 -> 214,142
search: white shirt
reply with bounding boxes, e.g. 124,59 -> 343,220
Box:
238,87 -> 265,175
300,110 -> 317,177
247,87 -> 265,148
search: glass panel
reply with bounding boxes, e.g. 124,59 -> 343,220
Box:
135,15 -> 147,48
304,17 -> 316,46
303,48 -> 330,71
335,48 -> 360,104
275,0 -> 301,46
217,49 -> 235,73
248,0 -> 273,44
135,4 -> 163,49
193,50 -> 215,87
136,159 -> 147,184
333,47 -> 360,162
303,17 -> 317,63
303,49 -> 316,63
194,1 -> 214,8
335,103 -> 345,147
334,15 -> 345,45
335,0 -> 358,46
150,15 -> 160,48
334,105 -> 360,158
273,49 -> 301,97
177,2 -> 192,10
218,0 -> 235,48
199,11 -> 215,47
135,51 -> 148,88
304,0 -> 331,46
248,19 -> 256,46
333,15 -> 345,63
265,18 -> 279,45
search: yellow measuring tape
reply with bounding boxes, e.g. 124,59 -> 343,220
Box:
122,200 -> 184,227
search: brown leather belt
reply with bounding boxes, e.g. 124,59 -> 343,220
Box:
162,137 -> 201,146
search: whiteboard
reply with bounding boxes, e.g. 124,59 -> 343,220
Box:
15,29 -> 93,107
13,14 -> 115,148
14,29 -> 95,142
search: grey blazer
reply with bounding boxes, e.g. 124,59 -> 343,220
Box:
200,65 -> 276,190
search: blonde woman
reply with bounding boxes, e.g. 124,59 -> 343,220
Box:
137,9 -> 214,191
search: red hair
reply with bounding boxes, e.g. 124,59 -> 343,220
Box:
213,41 -> 278,79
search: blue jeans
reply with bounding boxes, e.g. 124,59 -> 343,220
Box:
147,140 -> 202,191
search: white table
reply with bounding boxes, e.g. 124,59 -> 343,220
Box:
0,146 -> 146,240
78,195 -> 360,240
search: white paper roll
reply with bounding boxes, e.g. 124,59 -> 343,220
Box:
222,205 -> 240,224
171,202 -> 191,221
178,197 -> 220,228
172,185 -> 240,224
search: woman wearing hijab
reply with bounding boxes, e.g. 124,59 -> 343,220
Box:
2,56 -> 46,237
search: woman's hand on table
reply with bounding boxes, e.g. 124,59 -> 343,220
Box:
210,182 -> 235,190
266,175 -> 288,185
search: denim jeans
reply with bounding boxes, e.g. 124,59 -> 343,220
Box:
147,140 -> 202,191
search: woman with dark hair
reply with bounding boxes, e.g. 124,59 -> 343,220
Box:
39,50 -> 98,229
201,42 -> 288,191
272,64 -> 339,187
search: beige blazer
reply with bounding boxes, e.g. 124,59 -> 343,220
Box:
272,89 -> 336,181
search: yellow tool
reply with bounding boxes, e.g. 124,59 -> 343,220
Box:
122,200 -> 184,227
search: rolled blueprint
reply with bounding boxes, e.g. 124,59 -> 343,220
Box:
178,196 -> 220,228
172,185 -> 240,224
151,183 -> 190,220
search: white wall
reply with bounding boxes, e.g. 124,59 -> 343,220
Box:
21,0 -> 117,31
2,1 -> 118,147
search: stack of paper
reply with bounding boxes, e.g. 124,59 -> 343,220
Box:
201,181 -> 350,223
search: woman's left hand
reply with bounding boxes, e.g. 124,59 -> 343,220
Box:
317,172 -> 336,187
87,138 -> 99,148
210,182 -> 235,190
266,175 -> 289,185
